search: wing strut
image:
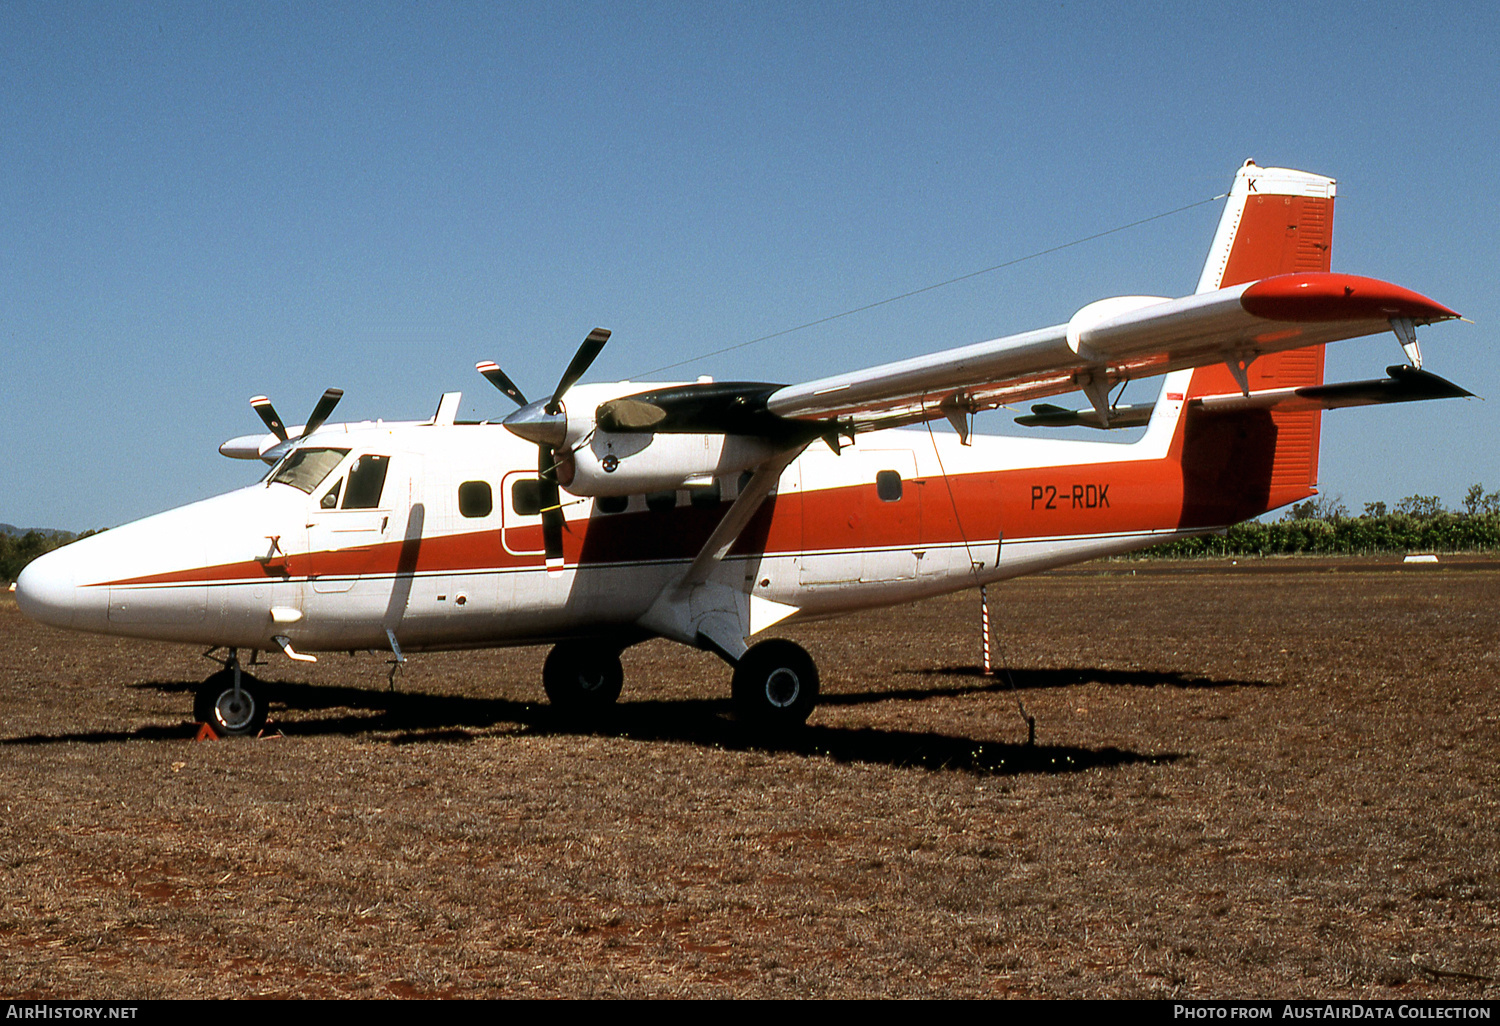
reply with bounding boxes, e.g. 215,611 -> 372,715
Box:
679,447 -> 804,589
637,446 -> 806,663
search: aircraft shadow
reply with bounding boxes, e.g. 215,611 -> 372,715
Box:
0,675 -> 1179,778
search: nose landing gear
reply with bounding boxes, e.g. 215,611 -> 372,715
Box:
195,650 -> 268,737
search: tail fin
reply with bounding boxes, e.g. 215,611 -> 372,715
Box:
1166,162 -> 1338,524
1197,160 -> 1336,292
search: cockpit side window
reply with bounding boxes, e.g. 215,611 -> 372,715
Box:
342,454 -> 391,509
269,448 -> 350,494
320,479 -> 342,509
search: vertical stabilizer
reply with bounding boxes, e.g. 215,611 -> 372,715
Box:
1168,162 -> 1339,524
1196,161 -> 1336,293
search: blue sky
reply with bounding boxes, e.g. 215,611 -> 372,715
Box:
3,1 -> 1496,530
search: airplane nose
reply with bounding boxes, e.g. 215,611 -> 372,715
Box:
14,548 -> 79,630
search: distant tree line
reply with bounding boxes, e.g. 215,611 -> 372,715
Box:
1144,484 -> 1500,558
0,529 -> 103,582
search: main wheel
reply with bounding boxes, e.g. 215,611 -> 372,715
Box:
542,645 -> 624,714
194,669 -> 268,737
732,639 -> 818,729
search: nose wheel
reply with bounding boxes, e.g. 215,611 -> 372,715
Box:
195,665 -> 268,737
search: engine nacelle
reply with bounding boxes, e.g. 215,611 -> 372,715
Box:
563,431 -> 778,497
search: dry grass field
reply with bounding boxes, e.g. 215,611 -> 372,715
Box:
1,559 -> 1497,999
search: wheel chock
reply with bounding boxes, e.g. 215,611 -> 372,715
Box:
194,722 -> 220,741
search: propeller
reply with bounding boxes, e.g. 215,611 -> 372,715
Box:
475,362 -> 527,407
247,388 -> 345,464
476,328 -> 611,566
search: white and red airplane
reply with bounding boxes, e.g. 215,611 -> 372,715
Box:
16,162 -> 1468,736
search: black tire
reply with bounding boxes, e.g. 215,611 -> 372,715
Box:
194,669 -> 268,737
542,645 -> 624,714
732,639 -> 818,729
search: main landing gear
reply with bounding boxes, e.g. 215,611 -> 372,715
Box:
538,637 -> 820,731
731,639 -> 819,730
542,645 -> 624,716
195,650 -> 268,737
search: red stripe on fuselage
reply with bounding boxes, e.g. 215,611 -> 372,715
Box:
94,434 -> 1310,590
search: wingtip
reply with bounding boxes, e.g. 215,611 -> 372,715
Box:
1241,273 -> 1460,324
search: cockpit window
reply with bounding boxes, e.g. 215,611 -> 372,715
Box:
343,454 -> 390,509
269,448 -> 350,494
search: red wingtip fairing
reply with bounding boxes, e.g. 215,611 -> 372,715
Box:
1240,272 -> 1460,324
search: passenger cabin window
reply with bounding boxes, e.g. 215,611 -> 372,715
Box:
645,490 -> 677,513
458,480 -> 493,518
512,478 -> 542,516
876,470 -> 903,502
270,447 -> 350,494
597,494 -> 628,514
343,454 -> 390,509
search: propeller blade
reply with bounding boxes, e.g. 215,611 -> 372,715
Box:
476,361 -> 528,407
546,327 -> 611,414
302,388 -> 345,437
250,396 -> 289,442
538,445 -> 564,564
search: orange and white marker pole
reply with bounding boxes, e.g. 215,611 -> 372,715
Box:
981,585 -> 993,676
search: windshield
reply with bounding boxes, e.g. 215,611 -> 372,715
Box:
268,447 -> 350,494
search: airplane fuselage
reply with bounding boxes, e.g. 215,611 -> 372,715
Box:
17,374 -> 1241,656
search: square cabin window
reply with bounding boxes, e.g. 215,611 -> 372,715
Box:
876,470 -> 903,502
458,480 -> 493,518
512,478 -> 542,516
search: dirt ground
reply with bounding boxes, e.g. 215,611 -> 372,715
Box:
1,558 -> 1497,999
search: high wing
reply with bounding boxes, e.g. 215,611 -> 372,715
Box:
764,271 -> 1458,433
568,162 -> 1461,448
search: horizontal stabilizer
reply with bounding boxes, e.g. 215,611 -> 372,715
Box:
1193,365 -> 1473,414
1014,366 -> 1471,430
